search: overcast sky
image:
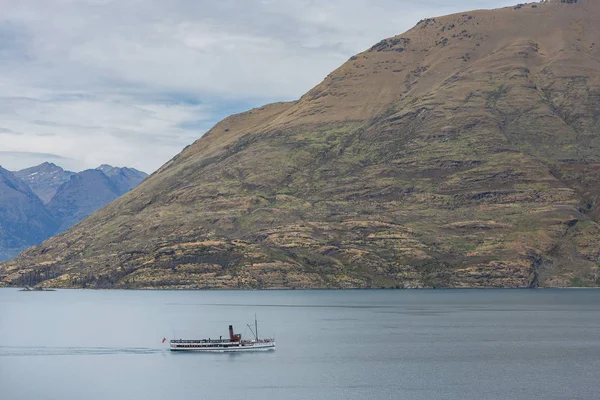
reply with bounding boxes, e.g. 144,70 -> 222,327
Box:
0,0 -> 515,173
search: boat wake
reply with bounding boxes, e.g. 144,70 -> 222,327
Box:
0,346 -> 165,357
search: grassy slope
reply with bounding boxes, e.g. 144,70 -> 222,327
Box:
2,0 -> 600,288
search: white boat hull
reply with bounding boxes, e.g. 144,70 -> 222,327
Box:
170,345 -> 275,353
170,340 -> 275,352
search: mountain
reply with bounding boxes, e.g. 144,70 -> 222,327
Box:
0,164 -> 147,262
0,167 -> 59,261
47,166 -> 147,232
13,162 -> 75,204
96,165 -> 148,194
47,169 -> 126,232
2,0 -> 600,289
45,165 -> 148,232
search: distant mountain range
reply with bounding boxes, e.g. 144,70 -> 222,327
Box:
0,163 -> 147,260
13,162 -> 75,204
0,166 -> 59,261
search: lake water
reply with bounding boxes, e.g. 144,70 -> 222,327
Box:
1,288 -> 599,400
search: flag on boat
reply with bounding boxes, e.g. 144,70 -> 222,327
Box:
162,337 -> 166,343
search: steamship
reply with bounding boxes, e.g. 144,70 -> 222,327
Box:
169,317 -> 275,352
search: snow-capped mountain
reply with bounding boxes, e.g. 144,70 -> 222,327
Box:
13,162 -> 75,204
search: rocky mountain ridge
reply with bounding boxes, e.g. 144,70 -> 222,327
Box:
1,0 -> 599,288
13,162 -> 75,204
0,167 -> 59,261
0,163 -> 147,260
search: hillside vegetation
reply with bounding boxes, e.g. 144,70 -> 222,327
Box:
2,0 -> 600,289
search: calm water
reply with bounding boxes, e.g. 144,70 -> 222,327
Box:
1,289 -> 600,400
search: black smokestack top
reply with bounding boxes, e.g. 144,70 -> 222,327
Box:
229,325 -> 234,340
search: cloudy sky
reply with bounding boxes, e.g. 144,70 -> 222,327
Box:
0,0 -> 515,173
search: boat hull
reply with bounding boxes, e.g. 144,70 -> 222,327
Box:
169,340 -> 275,352
170,345 -> 275,353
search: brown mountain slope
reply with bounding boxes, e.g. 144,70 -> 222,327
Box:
2,0 -> 600,288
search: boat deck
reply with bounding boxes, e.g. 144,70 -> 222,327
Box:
170,339 -> 274,351
168,321 -> 274,351
171,338 -> 274,344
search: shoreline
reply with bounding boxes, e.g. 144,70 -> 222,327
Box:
3,286 -> 600,291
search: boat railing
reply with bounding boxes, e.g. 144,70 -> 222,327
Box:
242,338 -> 274,344
171,339 -> 230,344
171,338 -> 275,344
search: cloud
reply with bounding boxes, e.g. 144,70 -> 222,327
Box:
0,151 -> 71,171
0,0 -> 516,173
0,151 -> 68,159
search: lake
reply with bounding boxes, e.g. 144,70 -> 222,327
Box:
1,288 -> 599,400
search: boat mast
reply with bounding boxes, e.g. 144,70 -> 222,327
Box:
255,314 -> 258,340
